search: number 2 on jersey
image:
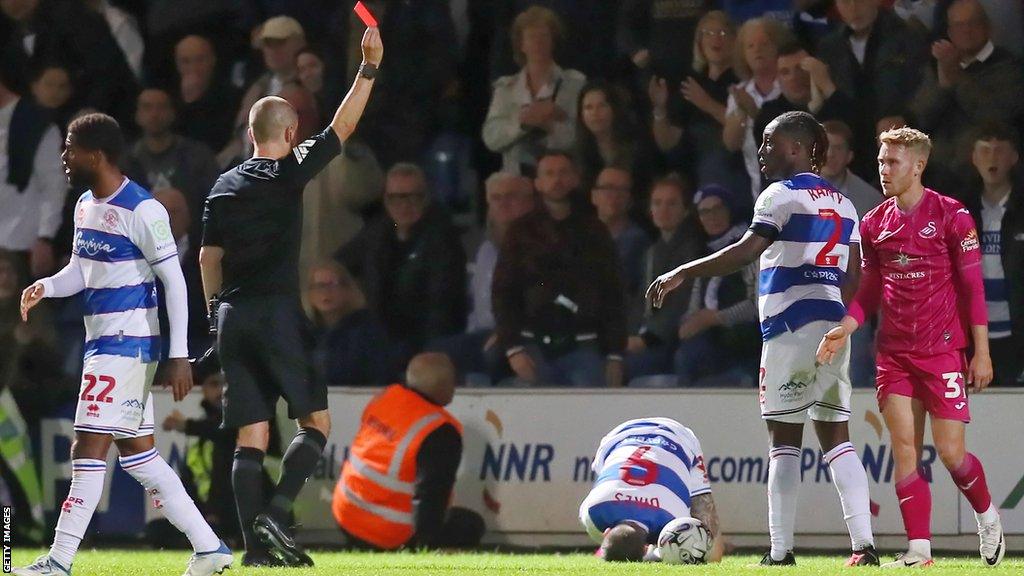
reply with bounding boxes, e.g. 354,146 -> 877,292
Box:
815,209 -> 843,266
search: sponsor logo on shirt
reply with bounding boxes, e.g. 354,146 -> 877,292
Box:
961,229 -> 980,252
919,221 -> 937,238
86,403 -> 101,418
804,269 -> 840,282
292,138 -> 316,164
74,231 -> 116,257
981,231 -> 1001,255
887,271 -> 926,280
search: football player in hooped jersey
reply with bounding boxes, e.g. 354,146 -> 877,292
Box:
647,111 -> 878,566
17,114 -> 232,576
578,418 -> 723,563
818,128 -> 1004,568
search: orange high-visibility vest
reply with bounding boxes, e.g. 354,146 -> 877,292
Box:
332,384 -> 463,549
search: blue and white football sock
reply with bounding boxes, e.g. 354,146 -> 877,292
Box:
824,442 -> 874,550
119,448 -> 220,553
767,446 -> 801,561
49,459 -> 107,569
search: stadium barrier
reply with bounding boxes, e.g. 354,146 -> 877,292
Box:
36,388 -> 1024,544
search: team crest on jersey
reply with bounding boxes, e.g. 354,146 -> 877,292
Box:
102,209 -> 120,231
75,205 -> 86,226
919,221 -> 937,238
961,229 -> 980,252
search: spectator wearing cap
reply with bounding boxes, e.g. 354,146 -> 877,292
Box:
174,35 -> 242,153
753,44 -> 856,150
0,0 -> 138,126
482,6 -> 586,176
590,167 -> 651,299
492,151 -> 626,387
626,175 -> 705,381
221,15 -> 307,165
818,0 -> 929,180
0,61 -> 64,281
821,120 -> 883,219
912,0 -> 1024,175
337,163 -> 467,367
673,184 -> 760,387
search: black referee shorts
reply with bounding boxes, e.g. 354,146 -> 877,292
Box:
217,296 -> 328,428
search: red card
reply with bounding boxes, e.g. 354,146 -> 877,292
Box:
354,1 -> 378,27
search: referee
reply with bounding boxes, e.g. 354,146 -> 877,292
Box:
198,27 -> 383,568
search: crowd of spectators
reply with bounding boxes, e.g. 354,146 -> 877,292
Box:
1,0 -> 1023,398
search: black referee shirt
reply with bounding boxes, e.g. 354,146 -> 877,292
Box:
202,128 -> 341,300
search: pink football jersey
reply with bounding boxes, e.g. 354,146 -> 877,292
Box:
849,189 -> 987,355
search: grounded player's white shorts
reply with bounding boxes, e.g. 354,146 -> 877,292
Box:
73,354 -> 156,439
759,319 -> 851,424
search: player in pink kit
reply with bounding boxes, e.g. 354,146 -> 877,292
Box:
818,128 -> 1003,567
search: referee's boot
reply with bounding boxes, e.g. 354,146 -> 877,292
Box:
759,550 -> 796,566
254,512 -> 314,567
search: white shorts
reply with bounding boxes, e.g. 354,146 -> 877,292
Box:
758,320 -> 851,424
73,354 -> 156,439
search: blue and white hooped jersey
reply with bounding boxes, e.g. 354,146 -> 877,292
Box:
751,173 -> 861,340
579,418 -> 711,543
72,178 -> 177,362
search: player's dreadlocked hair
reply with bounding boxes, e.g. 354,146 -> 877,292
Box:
773,111 -> 829,174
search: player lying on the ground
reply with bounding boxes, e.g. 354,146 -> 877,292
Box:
578,417 -> 723,563
17,114 -> 231,576
818,127 -> 1004,568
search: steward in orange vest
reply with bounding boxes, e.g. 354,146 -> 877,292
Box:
333,353 -> 484,549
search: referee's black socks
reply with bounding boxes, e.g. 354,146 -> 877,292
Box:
267,427 -> 328,524
232,447 -> 266,553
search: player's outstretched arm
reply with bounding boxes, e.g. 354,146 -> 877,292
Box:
22,255 -> 86,320
646,231 -> 769,309
690,493 -> 724,563
330,27 -> 383,143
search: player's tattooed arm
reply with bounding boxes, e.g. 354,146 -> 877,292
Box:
690,493 -> 720,537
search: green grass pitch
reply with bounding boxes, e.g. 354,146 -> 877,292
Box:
10,549 -> 1024,575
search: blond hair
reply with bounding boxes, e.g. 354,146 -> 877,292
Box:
733,17 -> 793,80
692,11 -> 736,73
511,6 -> 564,66
879,127 -> 933,158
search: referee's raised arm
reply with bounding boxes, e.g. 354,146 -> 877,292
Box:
330,26 -> 383,143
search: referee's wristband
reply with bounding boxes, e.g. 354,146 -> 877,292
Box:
358,62 -> 379,80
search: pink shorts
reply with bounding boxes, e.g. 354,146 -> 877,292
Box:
875,350 -> 970,422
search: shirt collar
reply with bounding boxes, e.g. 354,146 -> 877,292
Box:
513,65 -> 564,103
981,188 -> 1010,210
961,40 -> 994,68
